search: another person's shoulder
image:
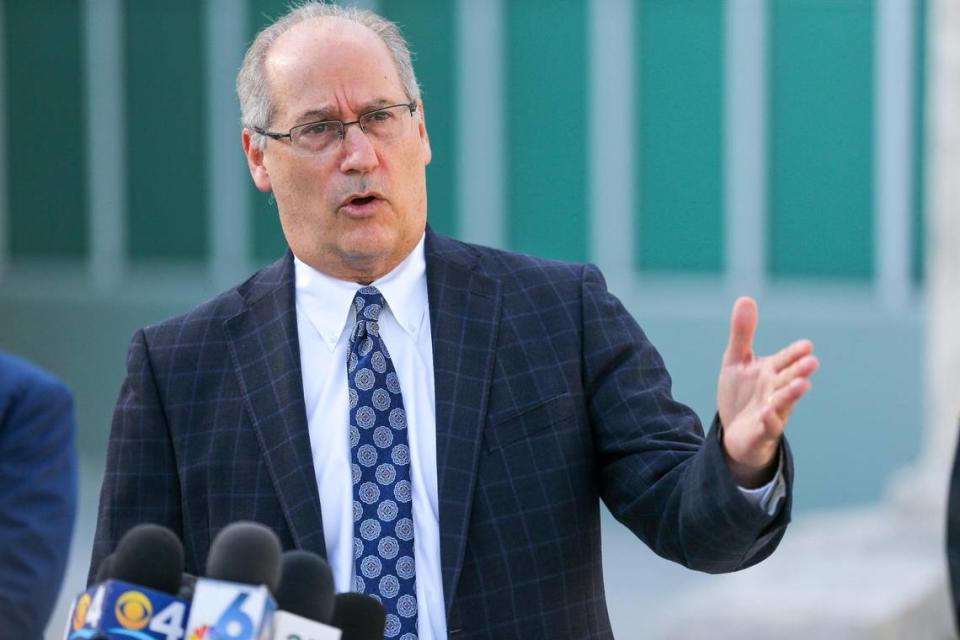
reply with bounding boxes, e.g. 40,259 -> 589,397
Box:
0,352 -> 72,413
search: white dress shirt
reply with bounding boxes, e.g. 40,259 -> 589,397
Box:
295,234 -> 445,639
294,232 -> 782,639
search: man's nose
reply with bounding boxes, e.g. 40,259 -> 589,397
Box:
339,124 -> 379,174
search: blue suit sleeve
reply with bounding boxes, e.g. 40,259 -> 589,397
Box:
0,357 -> 78,639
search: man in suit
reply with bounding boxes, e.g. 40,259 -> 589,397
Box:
91,4 -> 819,638
1,352 -> 78,639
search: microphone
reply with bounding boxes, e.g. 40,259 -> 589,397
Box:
275,550 -> 335,623
270,550 -> 340,639
111,523 -> 184,594
64,524 -> 191,640
184,521 -> 281,640
330,593 -> 386,640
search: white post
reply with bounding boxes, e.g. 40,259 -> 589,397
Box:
724,0 -> 768,297
874,0 -> 915,312
457,0 -> 505,249
206,0 -> 250,289
588,0 -> 634,275
85,0 -> 127,291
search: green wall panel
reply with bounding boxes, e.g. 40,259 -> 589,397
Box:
635,0 -> 724,274
249,0 -> 289,264
505,0 -> 587,262
126,1 -> 207,263
3,1 -> 86,259
768,0 -> 874,279
381,0 -> 458,238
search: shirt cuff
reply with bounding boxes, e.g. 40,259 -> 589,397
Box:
736,450 -> 786,516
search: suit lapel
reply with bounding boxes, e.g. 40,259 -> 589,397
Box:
425,230 -> 501,614
223,253 -> 327,558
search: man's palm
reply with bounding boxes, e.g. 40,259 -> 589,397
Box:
717,297 -> 818,487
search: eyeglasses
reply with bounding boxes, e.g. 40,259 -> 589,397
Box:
254,102 -> 418,156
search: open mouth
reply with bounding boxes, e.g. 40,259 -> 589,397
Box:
350,195 -> 377,206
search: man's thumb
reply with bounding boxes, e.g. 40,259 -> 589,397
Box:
724,296 -> 758,364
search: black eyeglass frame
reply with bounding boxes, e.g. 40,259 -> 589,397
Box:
253,101 -> 418,150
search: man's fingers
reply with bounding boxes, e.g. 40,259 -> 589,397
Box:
767,377 -> 811,422
774,354 -> 819,389
771,339 -> 814,372
723,296 -> 758,365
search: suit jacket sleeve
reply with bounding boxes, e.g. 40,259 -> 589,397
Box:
89,329 -> 184,583
581,264 -> 793,573
0,357 -> 78,637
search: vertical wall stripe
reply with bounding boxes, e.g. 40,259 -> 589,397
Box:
874,0 -> 915,310
457,0 -> 504,248
380,0 -> 458,237
207,0 -> 251,288
0,0 -> 7,277
588,0 -> 634,274
724,0 -> 768,295
4,1 -> 87,259
635,1 -> 724,274
912,0 -> 927,284
768,1 -> 874,279
505,0 -> 588,262
126,2 -> 207,263
85,0 -> 125,291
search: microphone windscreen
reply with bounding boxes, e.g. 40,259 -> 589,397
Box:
205,521 -> 282,592
93,553 -> 114,583
111,523 -> 184,595
331,592 -> 386,640
275,550 -> 335,623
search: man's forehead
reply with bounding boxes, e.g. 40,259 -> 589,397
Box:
266,17 -> 394,78
264,17 -> 404,116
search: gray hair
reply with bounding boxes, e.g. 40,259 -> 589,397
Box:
236,1 -> 421,149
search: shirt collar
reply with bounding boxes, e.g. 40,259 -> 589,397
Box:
294,233 -> 428,351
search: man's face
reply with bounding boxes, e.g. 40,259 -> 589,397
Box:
244,18 -> 431,282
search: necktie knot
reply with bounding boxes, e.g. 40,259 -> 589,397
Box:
351,287 -> 384,343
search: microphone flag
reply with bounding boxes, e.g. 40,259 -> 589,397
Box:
64,579 -> 190,640
184,579 -> 276,640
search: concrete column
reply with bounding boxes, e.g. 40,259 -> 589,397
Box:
923,0 -> 960,475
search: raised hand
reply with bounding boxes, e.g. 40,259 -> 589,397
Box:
717,297 -> 819,488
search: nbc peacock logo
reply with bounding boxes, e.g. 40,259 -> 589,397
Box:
115,590 -> 153,630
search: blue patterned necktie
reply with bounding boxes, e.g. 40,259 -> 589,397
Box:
348,286 -> 418,639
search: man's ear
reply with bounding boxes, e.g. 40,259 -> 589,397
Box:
242,128 -> 272,193
417,103 -> 432,166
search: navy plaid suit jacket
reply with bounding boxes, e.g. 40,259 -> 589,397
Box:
92,228 -> 792,638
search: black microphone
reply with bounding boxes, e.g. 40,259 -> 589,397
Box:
331,592 -> 386,640
110,523 -> 184,595
275,550 -> 336,624
205,520 -> 282,592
